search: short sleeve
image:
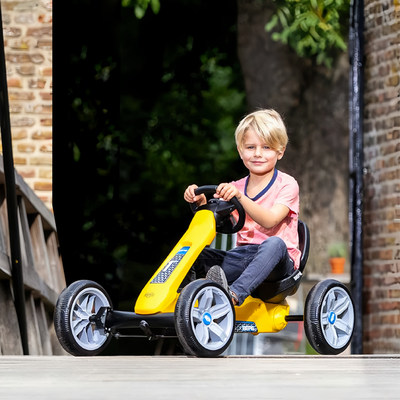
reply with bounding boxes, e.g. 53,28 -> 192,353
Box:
275,178 -> 299,214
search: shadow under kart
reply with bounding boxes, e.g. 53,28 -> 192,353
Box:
54,186 -> 355,357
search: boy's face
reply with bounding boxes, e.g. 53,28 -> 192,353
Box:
237,128 -> 285,176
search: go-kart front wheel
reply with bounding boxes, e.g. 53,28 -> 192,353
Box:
175,280 -> 235,357
54,280 -> 113,356
304,279 -> 355,355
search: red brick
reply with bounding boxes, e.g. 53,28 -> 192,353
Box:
17,143 -> 35,153
34,181 -> 52,191
32,131 -> 52,140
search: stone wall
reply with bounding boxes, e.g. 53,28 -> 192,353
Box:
1,1 -> 52,210
363,0 -> 400,353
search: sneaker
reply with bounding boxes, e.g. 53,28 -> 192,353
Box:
206,265 -> 229,292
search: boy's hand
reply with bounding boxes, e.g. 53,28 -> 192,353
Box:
215,183 -> 242,202
184,184 -> 207,205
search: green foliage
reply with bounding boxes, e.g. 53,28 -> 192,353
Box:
122,0 -> 160,18
120,51 -> 246,251
266,0 -> 350,67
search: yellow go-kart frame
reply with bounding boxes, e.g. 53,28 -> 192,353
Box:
54,186 -> 355,357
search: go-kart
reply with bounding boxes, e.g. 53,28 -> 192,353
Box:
54,186 -> 355,357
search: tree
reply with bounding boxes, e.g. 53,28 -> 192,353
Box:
237,0 -> 349,270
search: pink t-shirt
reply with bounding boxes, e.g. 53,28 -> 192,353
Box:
232,169 -> 301,269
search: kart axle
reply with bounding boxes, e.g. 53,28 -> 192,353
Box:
105,309 -> 176,331
112,332 -> 178,340
285,315 -> 304,322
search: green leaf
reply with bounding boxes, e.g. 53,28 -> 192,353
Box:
277,9 -> 289,28
318,21 -> 330,31
73,143 -> 81,162
266,14 -> 279,31
134,5 -> 146,19
150,0 -> 160,14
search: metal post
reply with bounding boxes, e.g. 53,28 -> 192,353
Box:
0,2 -> 29,354
349,0 -> 364,355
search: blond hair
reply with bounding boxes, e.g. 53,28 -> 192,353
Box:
235,109 -> 288,152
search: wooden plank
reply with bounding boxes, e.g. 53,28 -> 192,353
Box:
18,198 -> 36,268
0,281 -> 23,355
17,198 -> 31,283
46,232 -> 66,294
0,189 -> 7,255
25,292 -> 43,355
29,215 -> 53,290
0,193 -> 9,256
17,199 -> 46,294
0,251 -> 11,278
35,300 -> 52,355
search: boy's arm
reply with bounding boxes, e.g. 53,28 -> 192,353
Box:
214,183 -> 290,229
238,196 -> 289,229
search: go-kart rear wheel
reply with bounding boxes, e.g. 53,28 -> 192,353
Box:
54,280 -> 112,356
175,280 -> 235,357
304,279 -> 355,355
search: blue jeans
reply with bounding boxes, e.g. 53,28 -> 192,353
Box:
191,237 -> 294,305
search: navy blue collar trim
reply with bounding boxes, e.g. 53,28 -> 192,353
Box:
244,169 -> 278,201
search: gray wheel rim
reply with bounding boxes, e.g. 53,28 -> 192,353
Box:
320,286 -> 354,349
70,287 -> 110,351
190,286 -> 234,351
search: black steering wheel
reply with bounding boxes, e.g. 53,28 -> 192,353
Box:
189,185 -> 245,234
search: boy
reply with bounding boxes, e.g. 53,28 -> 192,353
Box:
184,109 -> 300,306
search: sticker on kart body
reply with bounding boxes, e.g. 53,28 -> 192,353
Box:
151,247 -> 190,284
235,321 -> 258,333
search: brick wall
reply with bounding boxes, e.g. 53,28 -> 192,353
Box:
1,1 -> 52,210
363,0 -> 400,353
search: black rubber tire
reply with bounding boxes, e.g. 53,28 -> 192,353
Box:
175,279 -> 235,357
304,279 -> 355,355
54,280 -> 113,356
